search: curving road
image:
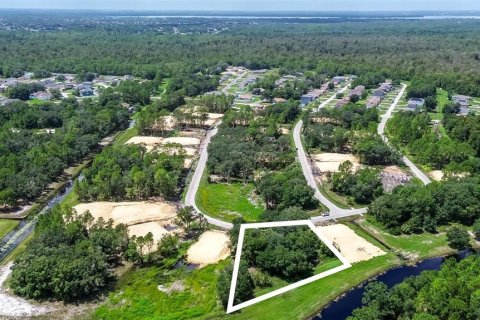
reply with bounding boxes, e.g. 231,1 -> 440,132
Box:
294,87 -> 368,221
377,84 -> 431,185
184,124 -> 233,230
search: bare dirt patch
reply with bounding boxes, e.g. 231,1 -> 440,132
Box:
429,170 -> 444,181
186,231 -> 230,267
312,153 -> 361,173
318,224 -> 386,263
127,221 -> 173,244
126,136 -> 164,152
74,201 -> 177,226
162,137 -> 201,146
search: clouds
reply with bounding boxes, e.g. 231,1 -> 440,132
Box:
0,0 -> 479,11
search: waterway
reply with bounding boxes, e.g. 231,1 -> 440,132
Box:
314,251 -> 471,319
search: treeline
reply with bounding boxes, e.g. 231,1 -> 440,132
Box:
10,205 -> 186,302
388,111 -> 478,171
218,207 -> 333,308
368,178 -> 480,234
349,255 -> 480,320
304,105 -> 401,166
0,98 -> 129,207
75,144 -> 185,201
2,20 -> 480,96
331,161 -> 383,204
208,108 -> 294,183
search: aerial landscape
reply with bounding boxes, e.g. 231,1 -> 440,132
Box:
1,0 -> 480,319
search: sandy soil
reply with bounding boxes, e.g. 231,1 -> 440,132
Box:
318,224 -> 386,263
74,201 -> 176,226
178,129 -> 206,139
0,263 -> 51,317
126,136 -> 164,152
127,221 -> 171,244
153,115 -> 177,131
186,231 -> 230,267
429,170 -> 444,181
184,158 -> 194,169
312,153 -> 361,173
280,128 -> 290,135
162,137 -> 201,146
382,165 -> 404,174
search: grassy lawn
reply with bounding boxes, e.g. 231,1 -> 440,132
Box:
225,253 -> 400,320
355,218 -> 453,260
0,219 -> 19,240
113,126 -> 139,146
94,261 -> 228,320
197,176 -> 264,222
436,88 -> 449,111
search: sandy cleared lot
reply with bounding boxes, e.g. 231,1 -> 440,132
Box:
162,137 -> 201,146
178,129 -> 206,139
127,221 -> 171,244
318,224 -> 385,263
429,170 -> 444,181
187,231 -> 230,267
74,201 -> 176,226
312,153 -> 361,173
126,136 -> 164,152
153,115 -> 177,131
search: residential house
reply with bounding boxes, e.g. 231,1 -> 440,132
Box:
30,91 -> 53,101
407,98 -> 425,111
273,97 -> 287,104
366,96 -> 382,108
452,95 -> 470,108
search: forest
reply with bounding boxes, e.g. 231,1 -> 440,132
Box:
368,178 -> 480,234
349,255 -> 480,320
1,19 -> 480,97
75,144 -> 186,201
0,98 -> 129,207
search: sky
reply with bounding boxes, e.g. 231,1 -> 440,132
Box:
0,0 -> 479,12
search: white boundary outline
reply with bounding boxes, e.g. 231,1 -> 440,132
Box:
226,220 -> 351,314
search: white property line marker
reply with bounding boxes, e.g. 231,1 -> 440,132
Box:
226,220 -> 352,314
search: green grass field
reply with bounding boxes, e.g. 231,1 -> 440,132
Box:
356,218 -> 453,260
197,177 -> 264,222
94,261 -> 228,320
318,181 -> 366,210
225,253 -> 399,320
0,219 -> 19,240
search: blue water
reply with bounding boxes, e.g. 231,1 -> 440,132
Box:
314,251 -> 470,319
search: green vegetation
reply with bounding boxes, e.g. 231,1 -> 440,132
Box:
95,261 -> 228,320
349,255 -> 480,320
357,219 -> 452,259
197,177 -> 264,222
227,254 -> 399,320
0,98 -> 130,207
0,219 -> 19,239
75,144 -> 185,201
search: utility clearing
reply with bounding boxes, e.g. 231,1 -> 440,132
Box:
186,231 -> 230,267
317,224 -> 386,263
312,153 -> 361,173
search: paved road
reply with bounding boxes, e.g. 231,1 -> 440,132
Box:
221,74 -> 243,95
184,124 -> 233,230
377,84 -> 432,185
294,88 -> 368,221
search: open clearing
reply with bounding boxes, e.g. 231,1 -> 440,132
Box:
162,137 -> 201,146
197,179 -> 265,222
429,170 -> 444,181
312,153 -> 360,173
186,230 -> 230,267
127,221 -> 173,244
126,136 -> 164,151
74,201 -> 177,226
317,224 -> 386,263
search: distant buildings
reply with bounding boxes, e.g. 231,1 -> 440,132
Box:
30,91 -> 53,101
301,89 -> 323,106
366,82 -> 393,109
407,98 -> 425,111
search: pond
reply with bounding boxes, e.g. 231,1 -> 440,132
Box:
314,250 -> 471,319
